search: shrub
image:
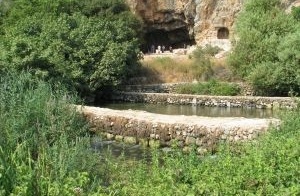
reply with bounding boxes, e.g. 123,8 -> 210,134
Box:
188,46 -> 217,81
228,0 -> 300,96
175,80 -> 241,96
0,0 -> 142,98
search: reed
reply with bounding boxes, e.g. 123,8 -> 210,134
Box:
0,71 -> 99,195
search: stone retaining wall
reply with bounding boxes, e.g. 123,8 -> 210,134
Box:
111,92 -> 297,109
120,82 -> 254,95
121,83 -> 186,93
78,106 -> 281,154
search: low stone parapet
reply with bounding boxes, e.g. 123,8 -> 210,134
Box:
77,105 -> 281,153
111,92 -> 297,109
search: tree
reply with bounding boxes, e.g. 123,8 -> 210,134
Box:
292,6 -> 300,21
228,0 -> 300,96
0,0 -> 142,98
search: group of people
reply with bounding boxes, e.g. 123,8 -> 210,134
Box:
150,44 -> 173,54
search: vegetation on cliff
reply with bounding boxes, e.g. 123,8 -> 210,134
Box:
0,0 -> 142,98
229,0 -> 300,96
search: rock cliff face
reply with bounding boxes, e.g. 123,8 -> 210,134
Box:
126,0 -> 243,51
126,0 -> 299,51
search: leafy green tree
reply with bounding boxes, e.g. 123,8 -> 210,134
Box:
228,0 -> 300,96
292,6 -> 300,21
0,0 -> 142,98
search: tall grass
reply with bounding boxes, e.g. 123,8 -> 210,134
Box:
0,71 -> 102,195
133,46 -> 233,84
137,57 -> 201,83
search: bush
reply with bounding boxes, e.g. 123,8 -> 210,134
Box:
175,80 -> 241,96
0,0 -> 142,98
292,6 -> 300,21
188,46 -> 217,81
228,0 -> 300,96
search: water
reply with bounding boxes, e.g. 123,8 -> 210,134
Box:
98,102 -> 277,118
91,136 -> 150,160
92,102 -> 278,159
90,136 -> 155,162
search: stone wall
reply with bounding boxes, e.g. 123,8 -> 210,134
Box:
121,83 -> 185,93
78,106 -> 280,154
111,92 -> 296,109
120,82 -> 254,95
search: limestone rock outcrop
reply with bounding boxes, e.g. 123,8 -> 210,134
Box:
126,0 -> 299,51
126,0 -> 243,51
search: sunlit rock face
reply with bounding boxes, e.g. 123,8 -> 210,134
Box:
126,0 -> 196,51
126,0 -> 243,51
126,0 -> 299,51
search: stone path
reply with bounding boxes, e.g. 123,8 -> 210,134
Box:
78,105 -> 280,130
76,105 -> 281,151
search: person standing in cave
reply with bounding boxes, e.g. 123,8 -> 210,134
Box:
151,44 -> 155,54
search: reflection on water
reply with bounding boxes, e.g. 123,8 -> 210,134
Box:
91,136 -> 151,160
98,102 -> 277,118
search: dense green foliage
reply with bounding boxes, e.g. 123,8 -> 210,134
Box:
292,6 -> 300,21
0,0 -> 142,98
175,80 -> 241,96
0,72 -> 103,195
229,0 -> 300,96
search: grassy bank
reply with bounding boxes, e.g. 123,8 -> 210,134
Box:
1,71 -> 299,195
131,47 -> 233,85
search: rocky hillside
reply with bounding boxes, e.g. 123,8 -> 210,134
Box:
126,0 -> 300,51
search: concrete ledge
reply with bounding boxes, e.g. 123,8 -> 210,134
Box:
77,105 -> 281,152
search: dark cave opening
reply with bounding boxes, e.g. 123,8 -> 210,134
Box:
217,27 -> 229,39
142,27 -> 195,53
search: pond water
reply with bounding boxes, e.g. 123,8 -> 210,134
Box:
92,102 -> 279,159
98,102 -> 278,118
91,136 -> 151,161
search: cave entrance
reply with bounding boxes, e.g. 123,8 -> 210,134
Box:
217,27 -> 229,39
142,27 -> 195,53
